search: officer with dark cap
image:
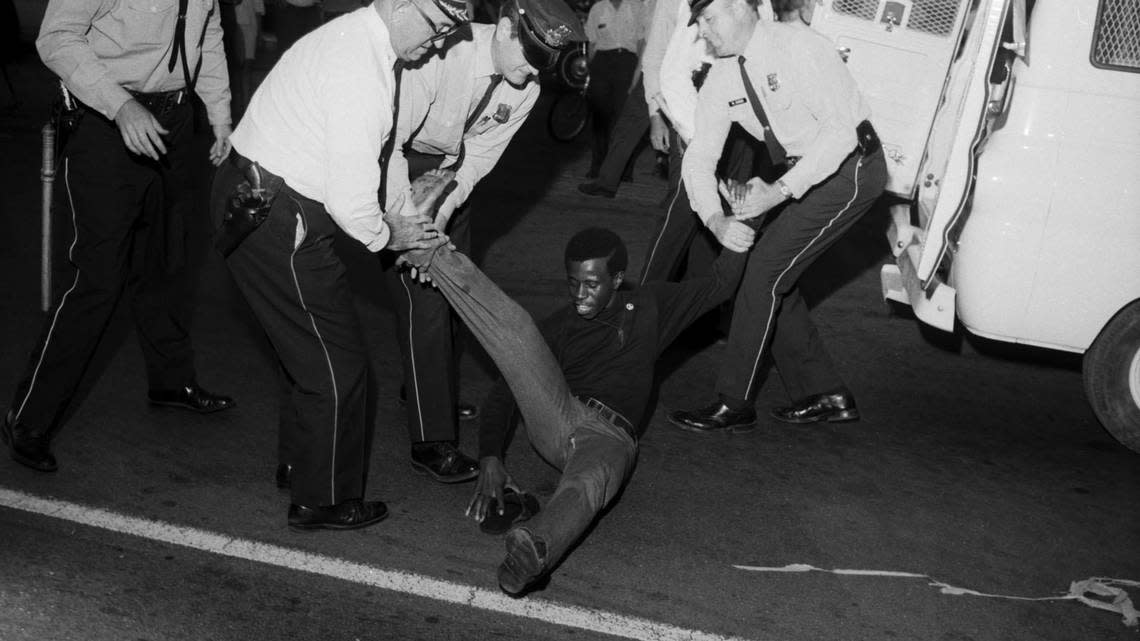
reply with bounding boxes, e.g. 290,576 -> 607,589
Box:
382,0 -> 588,485
211,0 -> 470,531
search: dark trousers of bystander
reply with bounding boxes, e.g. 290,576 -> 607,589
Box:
8,100 -> 200,439
586,76 -> 650,193
585,48 -> 638,178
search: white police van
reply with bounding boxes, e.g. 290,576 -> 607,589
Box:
809,0 -> 1140,453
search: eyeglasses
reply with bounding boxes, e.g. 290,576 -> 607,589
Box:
410,0 -> 462,42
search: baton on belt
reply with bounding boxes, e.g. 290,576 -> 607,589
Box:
40,119 -> 55,313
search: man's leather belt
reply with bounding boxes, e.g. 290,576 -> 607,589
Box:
578,396 -> 636,439
128,89 -> 188,115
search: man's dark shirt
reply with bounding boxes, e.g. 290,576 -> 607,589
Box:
478,249 -> 747,458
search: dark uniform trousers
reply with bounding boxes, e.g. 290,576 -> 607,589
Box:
719,147 -> 889,404
586,48 -> 638,176
381,151 -> 470,445
9,99 -> 199,438
213,160 -> 369,507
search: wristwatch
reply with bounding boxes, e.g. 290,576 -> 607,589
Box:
776,179 -> 793,200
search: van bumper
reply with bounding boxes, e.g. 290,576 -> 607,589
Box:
880,203 -> 956,332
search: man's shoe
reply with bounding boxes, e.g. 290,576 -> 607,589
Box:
398,387 -> 479,421
148,385 -> 235,413
275,463 -> 292,490
288,499 -> 388,531
498,527 -> 549,596
2,413 -> 57,473
577,182 -> 616,198
410,441 -> 479,483
770,391 -> 859,424
668,401 -> 757,434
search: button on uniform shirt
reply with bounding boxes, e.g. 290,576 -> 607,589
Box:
585,0 -> 649,53
229,7 -> 398,251
682,20 -> 871,222
36,0 -> 231,124
384,23 -> 540,212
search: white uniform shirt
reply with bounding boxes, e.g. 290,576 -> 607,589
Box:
683,20 -> 871,222
385,24 -> 540,211
585,0 -> 648,53
229,7 -> 398,252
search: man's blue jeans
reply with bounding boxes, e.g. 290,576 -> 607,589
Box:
424,247 -> 638,565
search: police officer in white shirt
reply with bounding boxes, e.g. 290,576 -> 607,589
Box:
382,0 -> 587,484
669,0 -> 888,433
635,0 -> 765,287
211,0 -> 470,532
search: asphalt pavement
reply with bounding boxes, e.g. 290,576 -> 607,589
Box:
1,49 -> 1138,641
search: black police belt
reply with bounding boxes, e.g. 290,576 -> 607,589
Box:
577,396 -> 636,439
127,88 -> 190,116
782,120 -> 880,170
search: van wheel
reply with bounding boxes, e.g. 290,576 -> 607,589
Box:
1083,300 -> 1140,454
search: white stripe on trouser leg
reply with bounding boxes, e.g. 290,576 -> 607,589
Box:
400,275 -> 427,441
640,181 -> 684,286
287,202 -> 341,504
742,159 -> 864,399
15,158 -> 84,424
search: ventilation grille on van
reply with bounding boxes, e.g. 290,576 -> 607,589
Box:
1093,0 -> 1140,70
830,0 -> 960,37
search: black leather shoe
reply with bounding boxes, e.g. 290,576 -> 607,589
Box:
770,391 -> 859,424
148,385 -> 235,413
275,463 -> 292,491
288,499 -> 389,531
411,441 -> 479,483
498,527 -> 550,596
398,387 -> 478,422
2,412 -> 57,473
577,182 -> 616,198
668,401 -> 757,434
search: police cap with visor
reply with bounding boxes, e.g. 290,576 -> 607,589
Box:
512,0 -> 587,71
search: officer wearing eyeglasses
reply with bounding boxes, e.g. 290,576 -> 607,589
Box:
211,0 -> 470,532
380,0 -> 587,485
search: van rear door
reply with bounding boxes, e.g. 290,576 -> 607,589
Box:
812,0 -> 1022,329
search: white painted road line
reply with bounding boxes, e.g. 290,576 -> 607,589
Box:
0,488 -> 753,641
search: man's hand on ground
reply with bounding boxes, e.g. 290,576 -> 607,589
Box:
466,456 -> 513,523
114,99 -> 168,160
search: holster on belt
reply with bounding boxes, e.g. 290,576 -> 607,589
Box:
214,155 -> 284,257
856,120 -> 881,156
